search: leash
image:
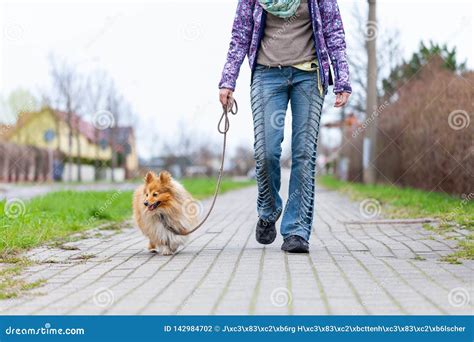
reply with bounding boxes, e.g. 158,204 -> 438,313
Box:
165,98 -> 238,236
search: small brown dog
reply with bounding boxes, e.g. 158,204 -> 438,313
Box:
133,171 -> 198,255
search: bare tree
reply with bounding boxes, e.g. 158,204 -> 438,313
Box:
105,82 -> 132,182
84,70 -> 111,180
347,3 -> 403,117
231,145 -> 254,176
49,55 -> 85,181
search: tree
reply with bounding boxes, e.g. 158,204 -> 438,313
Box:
382,41 -> 468,95
2,89 -> 39,144
231,145 -> 254,176
84,70 -> 111,180
104,82 -> 133,182
49,55 -> 85,181
347,2 -> 402,117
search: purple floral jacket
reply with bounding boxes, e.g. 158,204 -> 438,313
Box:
219,0 -> 351,94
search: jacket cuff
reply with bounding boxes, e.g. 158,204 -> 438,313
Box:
218,80 -> 236,91
333,84 -> 352,94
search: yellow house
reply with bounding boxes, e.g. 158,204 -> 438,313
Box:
4,107 -> 138,179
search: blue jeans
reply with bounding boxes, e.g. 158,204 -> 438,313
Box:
250,65 -> 324,242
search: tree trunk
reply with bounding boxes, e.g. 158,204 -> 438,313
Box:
67,111 -> 73,182
95,130 -> 100,181
110,127 -> 116,183
76,130 -> 82,182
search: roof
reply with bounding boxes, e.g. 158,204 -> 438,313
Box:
55,111 -> 98,142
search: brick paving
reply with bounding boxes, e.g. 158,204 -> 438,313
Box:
1,177 -> 472,315
0,182 -> 137,201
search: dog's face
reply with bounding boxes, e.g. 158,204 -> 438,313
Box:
142,171 -> 173,212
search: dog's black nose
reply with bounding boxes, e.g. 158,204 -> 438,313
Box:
144,201 -> 149,207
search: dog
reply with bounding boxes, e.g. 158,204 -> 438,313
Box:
133,171 -> 198,255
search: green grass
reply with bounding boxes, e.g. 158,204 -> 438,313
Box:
181,178 -> 255,200
318,175 -> 473,227
318,175 -> 474,263
0,258 -> 45,299
0,190 -> 131,256
0,178 -> 255,256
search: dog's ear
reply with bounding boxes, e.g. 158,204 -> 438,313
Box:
159,170 -> 172,184
145,171 -> 156,184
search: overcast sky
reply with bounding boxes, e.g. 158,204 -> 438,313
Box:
1,0 -> 472,159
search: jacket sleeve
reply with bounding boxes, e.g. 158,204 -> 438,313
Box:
218,0 -> 255,91
319,0 -> 352,94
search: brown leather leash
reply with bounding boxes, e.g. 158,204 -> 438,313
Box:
164,98 -> 238,236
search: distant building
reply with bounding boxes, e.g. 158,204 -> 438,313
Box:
100,126 -> 139,179
139,156 -> 192,179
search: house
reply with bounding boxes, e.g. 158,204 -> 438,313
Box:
2,107 -> 138,181
100,126 -> 139,179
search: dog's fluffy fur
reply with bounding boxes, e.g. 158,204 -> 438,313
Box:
133,171 -> 198,255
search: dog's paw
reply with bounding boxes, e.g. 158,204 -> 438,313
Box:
160,246 -> 175,256
148,241 -> 158,253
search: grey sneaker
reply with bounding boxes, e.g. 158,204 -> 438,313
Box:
255,218 -> 277,245
281,235 -> 309,253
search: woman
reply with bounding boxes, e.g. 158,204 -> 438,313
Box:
219,0 -> 351,253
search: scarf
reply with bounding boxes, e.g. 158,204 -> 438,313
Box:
258,0 -> 301,18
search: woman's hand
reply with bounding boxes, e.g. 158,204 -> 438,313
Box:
334,92 -> 350,107
219,88 -> 234,110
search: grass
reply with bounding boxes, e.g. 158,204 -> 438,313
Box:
0,177 -> 255,256
318,175 -> 474,263
0,258 -> 45,299
0,190 -> 132,255
180,178 -> 255,200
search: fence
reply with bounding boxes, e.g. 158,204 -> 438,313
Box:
0,142 -> 53,182
0,142 -> 128,183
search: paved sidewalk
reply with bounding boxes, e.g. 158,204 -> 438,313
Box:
0,182 -> 138,201
1,182 -> 472,315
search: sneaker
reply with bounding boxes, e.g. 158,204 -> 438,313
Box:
255,218 -> 277,245
281,235 -> 309,253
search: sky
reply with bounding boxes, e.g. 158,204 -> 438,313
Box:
0,0 -> 473,159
